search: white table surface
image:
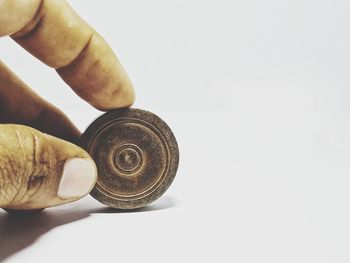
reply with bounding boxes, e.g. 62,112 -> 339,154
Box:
1,110 -> 350,262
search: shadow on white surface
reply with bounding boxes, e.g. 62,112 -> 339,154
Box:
0,196 -> 175,262
90,196 -> 175,214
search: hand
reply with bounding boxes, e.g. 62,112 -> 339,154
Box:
0,0 -> 135,210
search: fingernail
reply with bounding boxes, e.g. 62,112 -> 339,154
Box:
57,158 -> 97,199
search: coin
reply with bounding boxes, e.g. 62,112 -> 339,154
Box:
79,108 -> 179,209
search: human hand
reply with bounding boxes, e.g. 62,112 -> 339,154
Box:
0,0 -> 135,210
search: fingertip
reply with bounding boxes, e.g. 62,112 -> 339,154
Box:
56,33 -> 135,111
57,158 -> 97,200
91,84 -> 136,111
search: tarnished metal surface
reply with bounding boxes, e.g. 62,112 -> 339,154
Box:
79,108 -> 179,209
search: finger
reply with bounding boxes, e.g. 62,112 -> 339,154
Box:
1,0 -> 135,110
0,60 -> 80,143
0,124 -> 97,210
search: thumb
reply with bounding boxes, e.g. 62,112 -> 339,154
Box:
0,124 -> 97,210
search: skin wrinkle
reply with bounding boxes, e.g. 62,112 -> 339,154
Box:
1,159 -> 13,201
21,134 -> 49,204
0,145 -> 18,206
12,0 -> 97,68
0,130 -> 6,194
11,126 -> 25,177
14,127 -> 26,162
14,13 -> 46,42
0,134 -> 12,194
8,128 -> 39,206
26,175 -> 44,200
12,126 -> 30,203
5,127 -> 51,207
0,0 -> 43,37
11,0 -> 45,38
29,130 -> 50,181
5,127 -> 28,206
31,130 -> 38,174
5,167 -> 22,206
56,33 -> 94,70
47,141 -> 55,179
4,128 -> 17,176
19,128 -> 40,203
6,154 -> 16,183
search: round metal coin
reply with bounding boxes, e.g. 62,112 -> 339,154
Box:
79,108 -> 179,209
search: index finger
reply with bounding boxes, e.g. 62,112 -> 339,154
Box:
0,0 -> 135,110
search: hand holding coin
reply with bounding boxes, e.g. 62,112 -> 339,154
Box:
0,0 -> 135,210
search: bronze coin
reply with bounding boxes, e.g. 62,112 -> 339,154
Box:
79,108 -> 179,209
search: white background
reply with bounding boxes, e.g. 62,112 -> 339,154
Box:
1,0 -> 350,262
